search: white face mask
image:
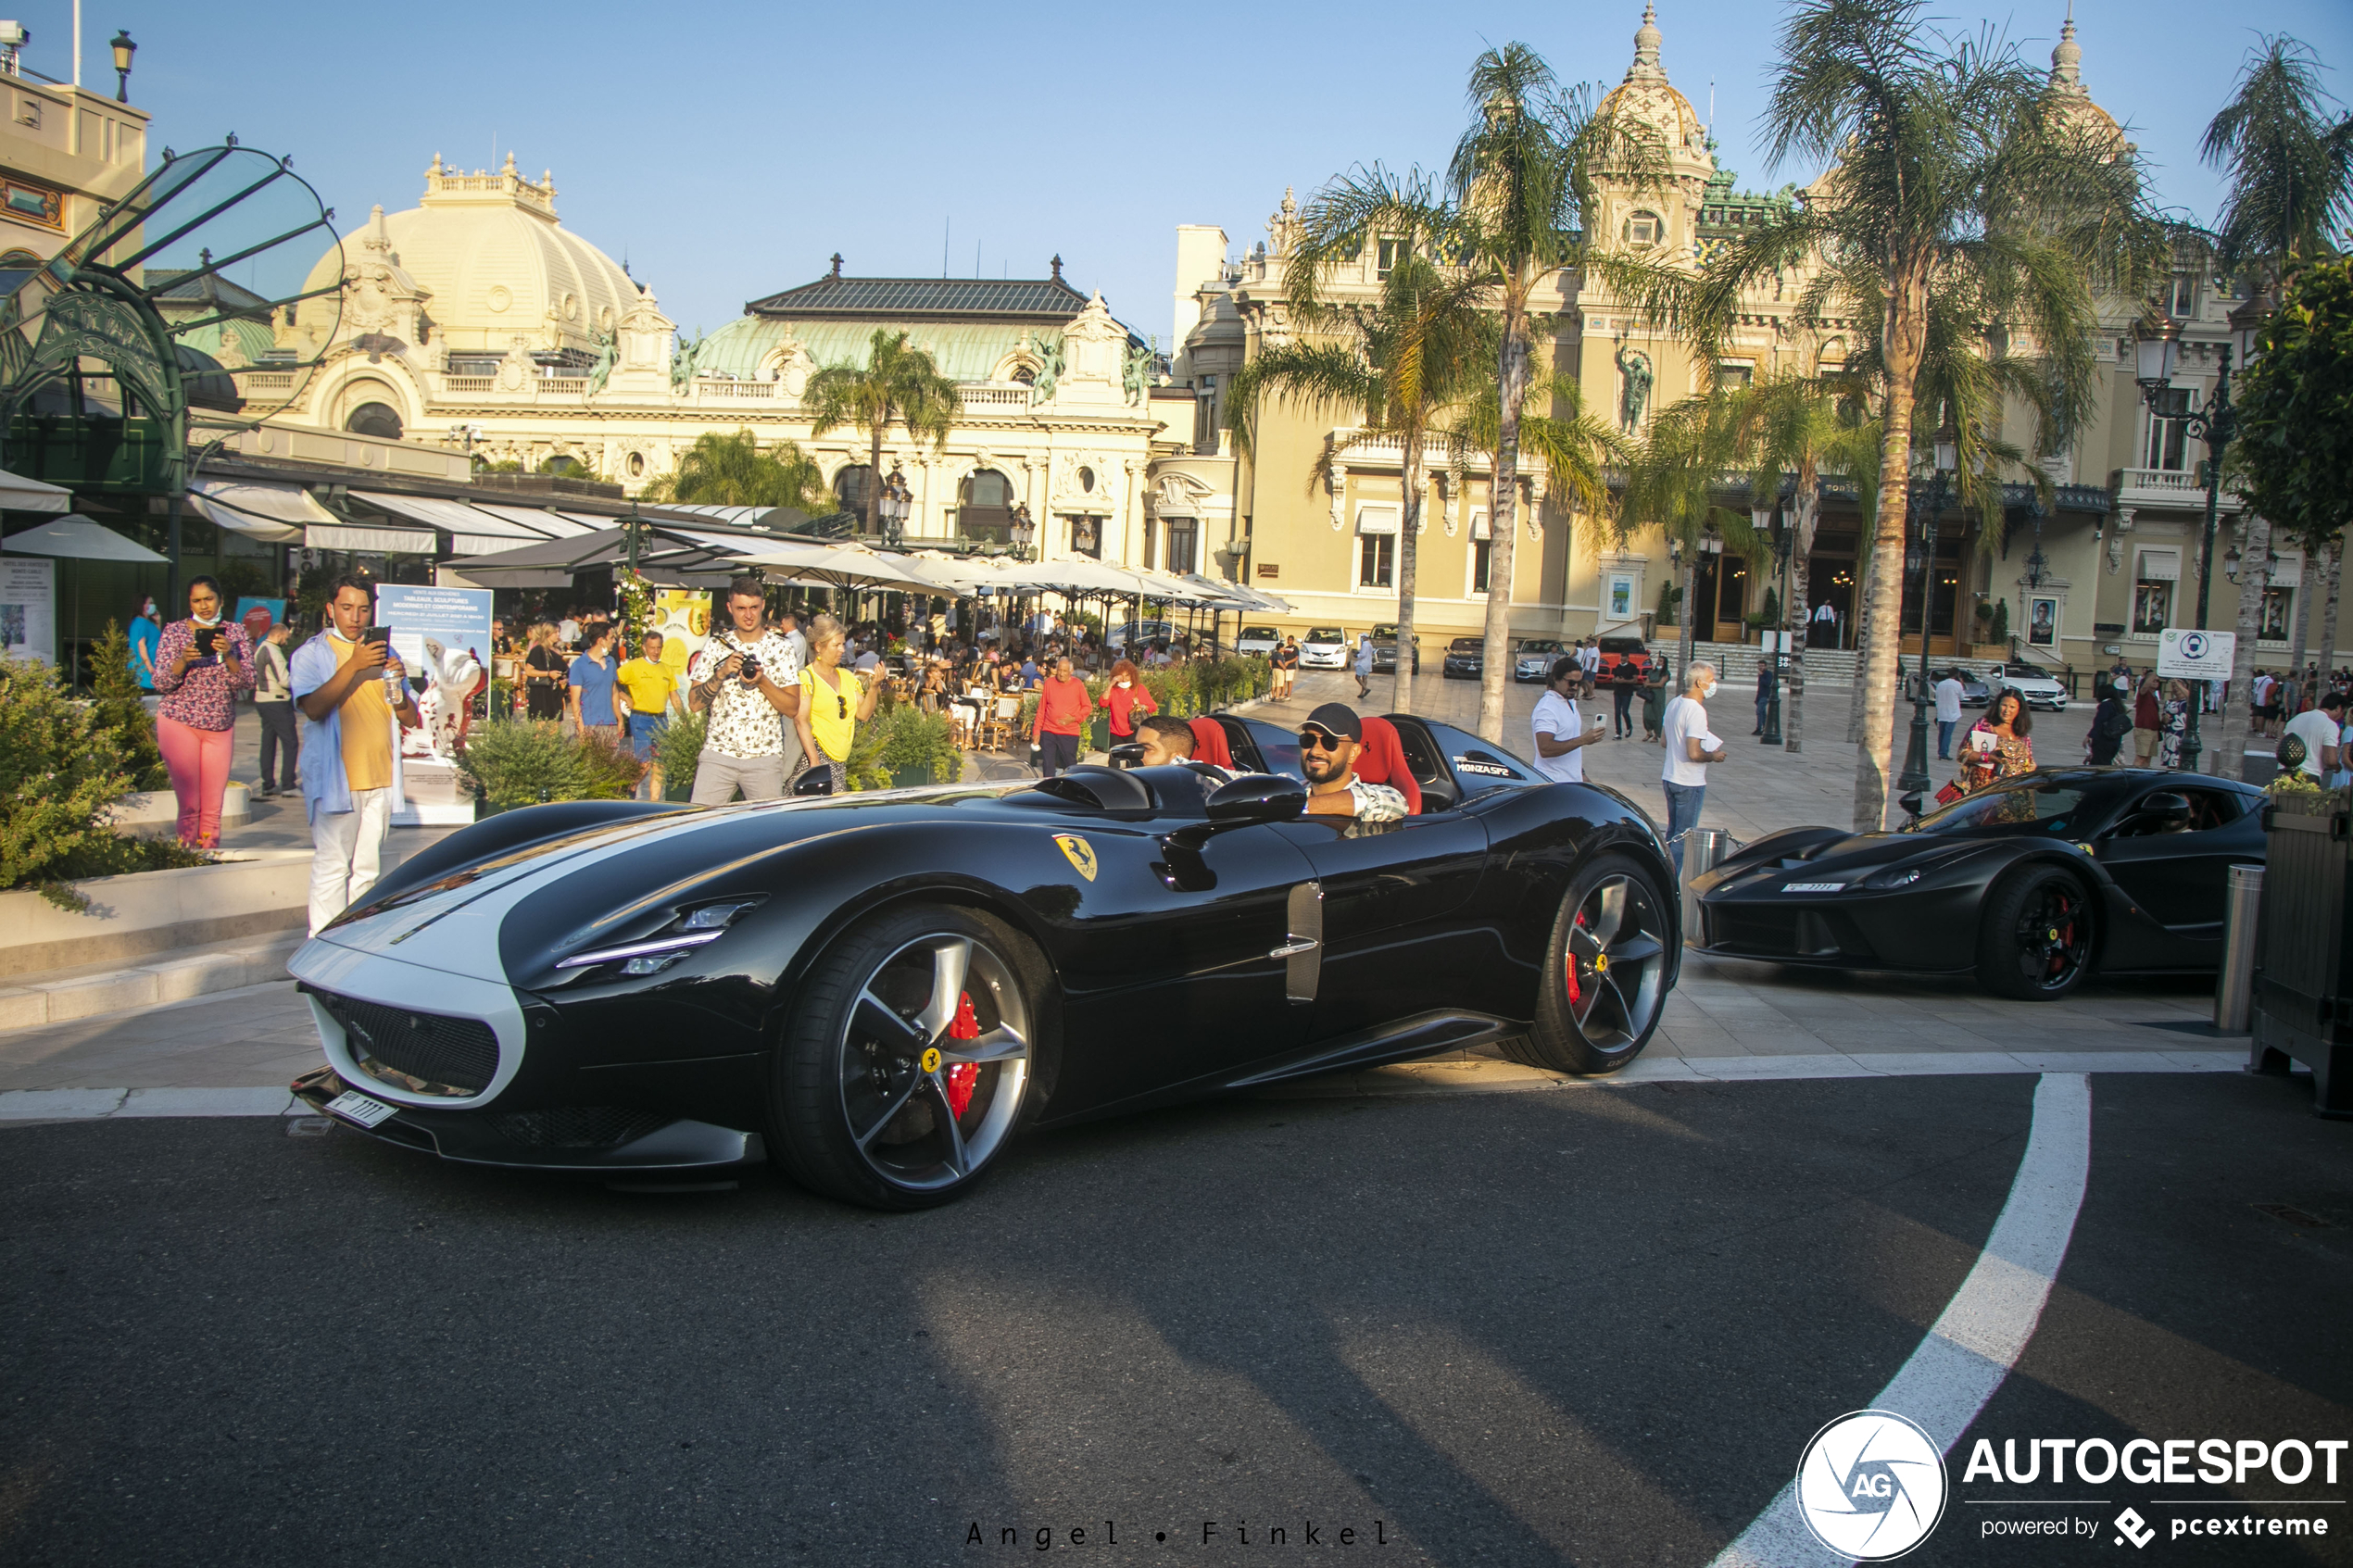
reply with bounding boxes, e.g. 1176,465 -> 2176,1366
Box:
1700,679 -> 1718,699
1116,679 -> 1130,688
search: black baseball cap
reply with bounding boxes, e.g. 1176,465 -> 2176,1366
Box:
1302,702 -> 1363,742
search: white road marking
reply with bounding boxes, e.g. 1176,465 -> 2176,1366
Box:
1709,1073 -> 2095,1566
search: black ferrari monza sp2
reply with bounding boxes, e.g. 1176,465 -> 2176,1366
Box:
290,714 -> 1680,1209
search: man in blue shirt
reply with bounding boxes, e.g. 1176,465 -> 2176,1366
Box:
1020,654 -> 1041,690
568,626 -> 623,734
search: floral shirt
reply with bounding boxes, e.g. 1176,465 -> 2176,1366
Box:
150,618 -> 255,731
1344,779 -> 1409,822
687,628 -> 801,759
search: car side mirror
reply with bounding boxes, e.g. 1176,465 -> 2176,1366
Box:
791,768 -> 834,797
1107,741 -> 1147,770
2112,791 -> 2192,834
1203,772 -> 1307,828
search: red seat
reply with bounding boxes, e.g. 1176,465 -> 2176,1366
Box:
1187,716 -> 1236,770
1353,716 -> 1422,815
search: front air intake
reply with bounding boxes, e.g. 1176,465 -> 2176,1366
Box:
319,993 -> 499,1096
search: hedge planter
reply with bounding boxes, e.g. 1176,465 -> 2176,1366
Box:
2249,788 -> 2353,1116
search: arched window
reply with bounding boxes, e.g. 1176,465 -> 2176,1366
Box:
833,464 -> 875,521
959,468 -> 1013,543
345,402 -> 403,440
1009,366 -> 1036,386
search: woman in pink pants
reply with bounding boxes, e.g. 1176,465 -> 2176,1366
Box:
150,576 -> 255,847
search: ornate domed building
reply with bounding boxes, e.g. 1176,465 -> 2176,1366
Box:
258,154 -> 1181,571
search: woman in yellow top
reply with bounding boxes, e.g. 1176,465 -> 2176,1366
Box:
794,615 -> 881,792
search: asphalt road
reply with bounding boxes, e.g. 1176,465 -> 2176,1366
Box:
2,1072 -> 2346,1567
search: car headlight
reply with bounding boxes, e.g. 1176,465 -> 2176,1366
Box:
1861,867 -> 1923,889
557,897 -> 765,972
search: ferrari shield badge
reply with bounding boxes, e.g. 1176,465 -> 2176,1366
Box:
1053,834 -> 1098,882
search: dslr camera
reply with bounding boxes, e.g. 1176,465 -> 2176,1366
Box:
737,652 -> 761,684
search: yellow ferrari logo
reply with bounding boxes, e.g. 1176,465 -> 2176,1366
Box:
919,1047 -> 941,1074
2046,927 -> 2059,941
1592,953 -> 1610,973
1053,834 -> 1098,882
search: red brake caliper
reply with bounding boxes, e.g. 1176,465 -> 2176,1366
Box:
1567,914 -> 1585,1004
945,992 -> 980,1117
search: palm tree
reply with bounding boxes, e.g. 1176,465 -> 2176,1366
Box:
802,330 -> 962,536
2203,37 -> 2352,770
1639,0 -> 2166,828
1721,373 -> 1882,754
648,428 -> 829,512
2202,35 -> 2353,289
1227,194 -> 1492,712
1445,44 -> 1667,743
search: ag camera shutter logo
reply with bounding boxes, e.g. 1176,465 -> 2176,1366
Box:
1794,1410 -> 1949,1560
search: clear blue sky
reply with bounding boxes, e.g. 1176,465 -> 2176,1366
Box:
50,0 -> 2353,346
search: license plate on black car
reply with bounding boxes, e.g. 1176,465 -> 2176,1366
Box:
325,1090 -> 397,1128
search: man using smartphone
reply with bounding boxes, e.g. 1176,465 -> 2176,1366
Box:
292,577 -> 421,934
686,576 -> 803,803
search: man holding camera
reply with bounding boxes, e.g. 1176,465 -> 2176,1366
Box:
686,576 -> 803,804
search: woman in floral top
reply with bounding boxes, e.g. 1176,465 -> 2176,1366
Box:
1957,689 -> 2035,812
149,575 -> 255,847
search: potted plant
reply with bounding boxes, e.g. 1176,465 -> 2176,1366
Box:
872,705 -> 961,789
459,720 -> 589,816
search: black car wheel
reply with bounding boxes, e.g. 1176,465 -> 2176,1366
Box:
772,905 -> 1043,1210
1974,865 -> 2095,1000
1504,853 -> 1671,1074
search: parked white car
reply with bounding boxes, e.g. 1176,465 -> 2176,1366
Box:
1235,624 -> 1281,657
1299,626 -> 1351,669
1988,663 -> 2070,711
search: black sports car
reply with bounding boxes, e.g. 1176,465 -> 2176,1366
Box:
1690,768 -> 2266,999
289,714 -> 1680,1210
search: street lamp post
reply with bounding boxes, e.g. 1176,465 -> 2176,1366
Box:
2133,316 -> 2253,775
1759,500 -> 1793,746
1894,427 -> 1958,817
108,30 -> 133,103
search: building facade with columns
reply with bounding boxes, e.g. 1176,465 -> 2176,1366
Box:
1160,6 -> 2290,675
247,155 -> 1176,573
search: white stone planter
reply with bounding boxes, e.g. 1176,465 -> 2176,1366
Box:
0,848 -> 311,979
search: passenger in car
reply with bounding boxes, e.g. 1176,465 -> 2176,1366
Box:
1135,715 -> 1236,782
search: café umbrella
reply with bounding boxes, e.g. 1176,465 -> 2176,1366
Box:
2,514 -> 169,688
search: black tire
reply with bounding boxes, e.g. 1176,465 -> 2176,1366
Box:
770,904 -> 1049,1210
1501,853 -> 1673,1074
1974,864 -> 2095,1000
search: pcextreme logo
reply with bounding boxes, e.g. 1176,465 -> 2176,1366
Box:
1795,1410 -> 1949,1561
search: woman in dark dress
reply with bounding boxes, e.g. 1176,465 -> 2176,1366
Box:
522,621 -> 567,721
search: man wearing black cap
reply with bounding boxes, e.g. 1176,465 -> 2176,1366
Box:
1298,703 -> 1408,822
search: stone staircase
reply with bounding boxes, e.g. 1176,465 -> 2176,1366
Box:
1678,641 -> 1857,687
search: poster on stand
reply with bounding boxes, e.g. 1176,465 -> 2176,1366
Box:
376,583 -> 494,825
649,588 -> 711,682
1,556 -> 56,665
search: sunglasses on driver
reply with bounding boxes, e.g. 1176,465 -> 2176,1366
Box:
1297,728 -> 1351,752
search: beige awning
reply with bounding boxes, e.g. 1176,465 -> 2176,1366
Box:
1354,504 -> 1399,536
2134,548 -> 2180,582
189,479 -> 336,543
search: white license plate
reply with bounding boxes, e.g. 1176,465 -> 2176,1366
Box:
326,1089 -> 398,1129
1781,882 -> 1844,893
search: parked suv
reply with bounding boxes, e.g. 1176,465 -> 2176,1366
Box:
1367,623 -> 1420,674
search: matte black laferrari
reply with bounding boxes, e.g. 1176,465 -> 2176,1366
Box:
1689,768 -> 2266,999
290,713 -> 1681,1209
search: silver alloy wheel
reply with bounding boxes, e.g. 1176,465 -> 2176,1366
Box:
1563,873 -> 1668,1051
838,932 -> 1032,1191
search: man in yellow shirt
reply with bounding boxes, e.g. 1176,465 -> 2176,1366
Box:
617,630 -> 683,798
293,577 -> 422,934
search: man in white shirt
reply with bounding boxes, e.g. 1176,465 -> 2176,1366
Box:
1577,638 -> 1602,679
686,577 -> 805,803
2283,692 -> 2344,780
1933,671 -> 1965,759
1531,657 -> 1601,784
1659,661 -> 1727,874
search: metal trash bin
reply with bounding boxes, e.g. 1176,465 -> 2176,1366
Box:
1680,825 -> 1736,938
2215,863 -> 2263,1034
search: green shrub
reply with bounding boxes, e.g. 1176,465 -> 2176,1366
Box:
0,657 -> 209,909
458,721 -> 588,808
652,710 -> 707,801
90,620 -> 166,792
1990,599 -> 2009,644
574,726 -> 648,800
868,705 -> 961,785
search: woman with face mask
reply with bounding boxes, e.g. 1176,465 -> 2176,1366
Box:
1098,659 -> 1156,744
148,575 -> 255,847
128,595 -> 161,696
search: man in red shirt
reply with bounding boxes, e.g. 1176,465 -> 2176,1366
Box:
2133,672 -> 2162,766
1031,656 -> 1091,777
